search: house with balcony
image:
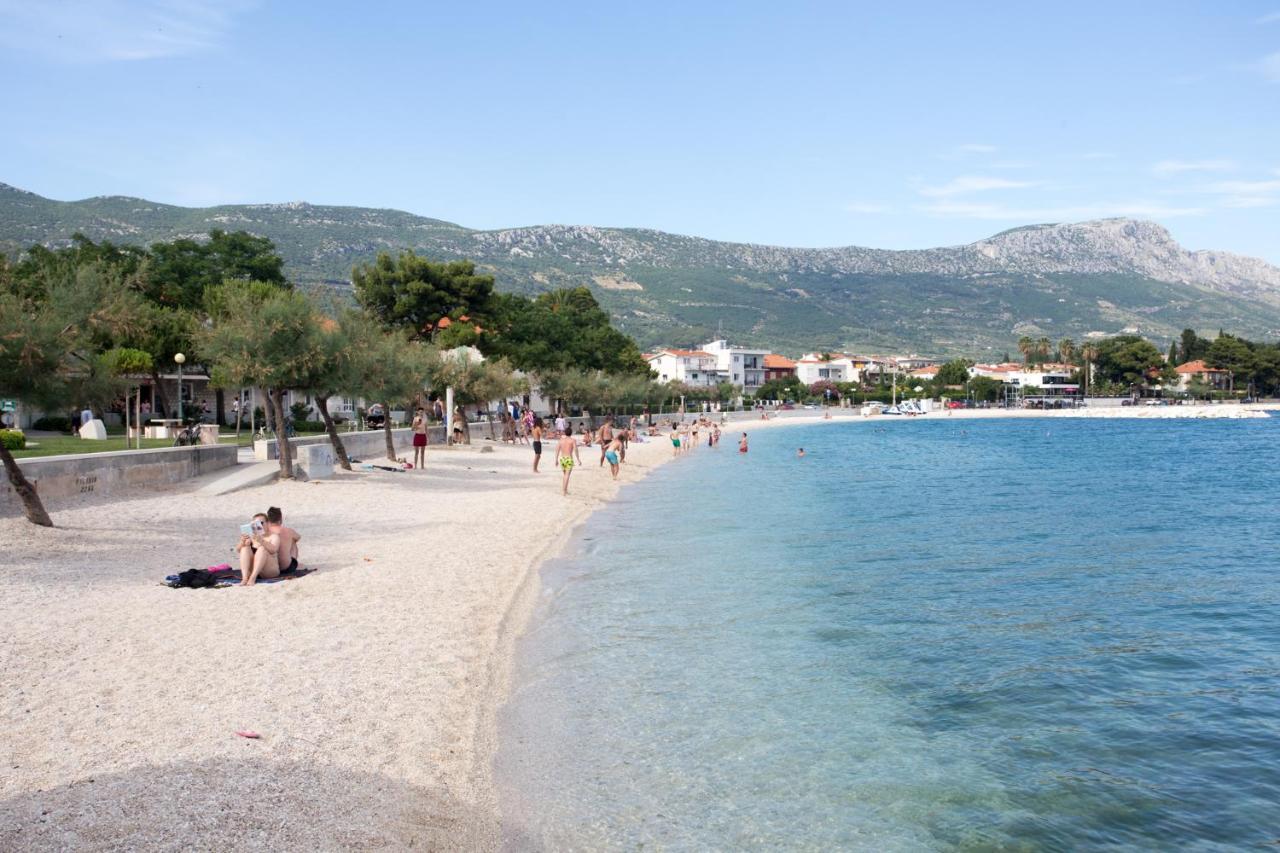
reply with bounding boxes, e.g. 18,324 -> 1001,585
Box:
703,339 -> 769,391
646,349 -> 726,387
1174,360 -> 1231,393
763,354 -> 797,381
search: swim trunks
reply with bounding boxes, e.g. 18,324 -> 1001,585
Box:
281,556 -> 299,574
412,432 -> 427,447
672,438 -> 681,447
605,450 -> 619,465
559,456 -> 574,471
533,440 -> 542,454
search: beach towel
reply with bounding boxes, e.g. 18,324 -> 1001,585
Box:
164,565 -> 315,588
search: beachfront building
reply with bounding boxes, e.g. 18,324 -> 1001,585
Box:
1174,360 -> 1232,393
703,339 -> 769,392
763,354 -> 797,381
796,353 -> 850,384
645,349 -> 726,387
972,362 -> 1080,405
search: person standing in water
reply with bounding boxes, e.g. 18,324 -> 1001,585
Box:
670,424 -> 682,457
410,408 -> 428,470
556,424 -> 582,496
739,432 -> 749,453
531,416 -> 545,473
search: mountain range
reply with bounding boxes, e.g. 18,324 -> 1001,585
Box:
3,181 -> 1279,356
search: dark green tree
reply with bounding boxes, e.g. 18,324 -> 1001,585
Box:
352,251 -> 495,339
934,358 -> 974,386
1092,336 -> 1165,388
479,288 -> 649,376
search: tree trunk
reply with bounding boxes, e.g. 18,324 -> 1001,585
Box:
0,440 -> 52,526
382,399 -> 396,461
215,388 -> 226,426
150,367 -> 170,418
271,388 -> 294,480
261,388 -> 276,434
488,406 -> 497,441
315,396 -> 352,471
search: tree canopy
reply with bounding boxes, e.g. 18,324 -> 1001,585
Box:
352,251 -> 495,339
479,287 -> 649,376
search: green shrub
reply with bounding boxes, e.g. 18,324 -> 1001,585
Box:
293,419 -> 327,433
32,415 -> 73,432
0,429 -> 26,450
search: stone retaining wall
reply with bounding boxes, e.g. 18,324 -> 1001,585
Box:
1,444 -> 238,517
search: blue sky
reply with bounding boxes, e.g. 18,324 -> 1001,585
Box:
1,1 -> 1278,261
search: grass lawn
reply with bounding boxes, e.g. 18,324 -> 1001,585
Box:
11,431 -> 330,458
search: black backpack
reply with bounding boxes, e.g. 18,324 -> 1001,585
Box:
174,569 -> 220,588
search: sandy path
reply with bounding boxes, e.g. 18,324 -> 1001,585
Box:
0,433 -> 676,851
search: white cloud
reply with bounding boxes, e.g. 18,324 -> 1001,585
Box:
0,0 -> 253,62
1078,151 -> 1117,161
1152,159 -> 1235,175
919,201 -> 1206,221
1220,196 -> 1278,208
1259,52 -> 1280,82
918,176 -> 1042,198
843,202 -> 890,214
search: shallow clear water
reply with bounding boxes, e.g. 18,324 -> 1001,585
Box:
497,418 -> 1280,850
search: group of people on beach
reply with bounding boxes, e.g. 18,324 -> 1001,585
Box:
233,506 -> 301,586
532,415 -> 638,495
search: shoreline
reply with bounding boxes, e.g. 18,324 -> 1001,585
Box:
2,409 -> 1272,850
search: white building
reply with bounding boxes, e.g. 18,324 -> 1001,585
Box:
795,353 -> 854,384
703,339 -> 768,391
971,363 -> 1079,400
645,349 -> 726,387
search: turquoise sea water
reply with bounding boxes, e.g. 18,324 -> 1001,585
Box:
496,418 -> 1280,850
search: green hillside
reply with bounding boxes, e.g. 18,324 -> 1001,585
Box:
3,183 -> 1279,356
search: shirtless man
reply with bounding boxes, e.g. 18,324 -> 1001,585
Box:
598,418 -> 613,467
265,506 -> 302,574
556,425 -> 582,496
236,512 -> 280,586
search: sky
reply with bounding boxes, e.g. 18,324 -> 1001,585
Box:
1,1 -> 1278,261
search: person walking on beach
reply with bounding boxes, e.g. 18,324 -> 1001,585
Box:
598,417 -> 613,467
739,432 -> 749,453
531,416 -> 545,473
411,408 -> 428,470
554,412 -> 567,436
670,424 -> 682,457
556,424 -> 582,496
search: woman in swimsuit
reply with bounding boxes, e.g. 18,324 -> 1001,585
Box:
739,432 -> 749,453
531,417 -> 544,473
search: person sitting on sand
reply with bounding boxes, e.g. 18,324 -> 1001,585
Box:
236,512 -> 280,586
556,424 -> 582,496
265,506 -> 301,574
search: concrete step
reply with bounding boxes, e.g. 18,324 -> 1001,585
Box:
191,460 -> 280,497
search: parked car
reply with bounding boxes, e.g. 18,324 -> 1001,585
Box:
1120,398 -> 1136,406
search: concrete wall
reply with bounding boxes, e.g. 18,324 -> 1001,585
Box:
1,444 -> 238,517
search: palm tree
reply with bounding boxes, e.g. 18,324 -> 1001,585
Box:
1036,337 -> 1051,366
1058,338 -> 1076,366
1017,336 -> 1034,365
1080,343 -> 1099,396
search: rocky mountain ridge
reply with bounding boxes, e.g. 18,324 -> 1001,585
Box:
2,182 -> 1278,353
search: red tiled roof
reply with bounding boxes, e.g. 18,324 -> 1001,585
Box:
1175,359 -> 1228,375
764,354 -> 797,368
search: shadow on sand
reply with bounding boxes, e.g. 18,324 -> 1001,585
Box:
0,756 -> 499,851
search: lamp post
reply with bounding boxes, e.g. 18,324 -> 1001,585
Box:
174,353 -> 186,423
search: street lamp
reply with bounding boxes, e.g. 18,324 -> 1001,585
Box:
174,352 -> 186,423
